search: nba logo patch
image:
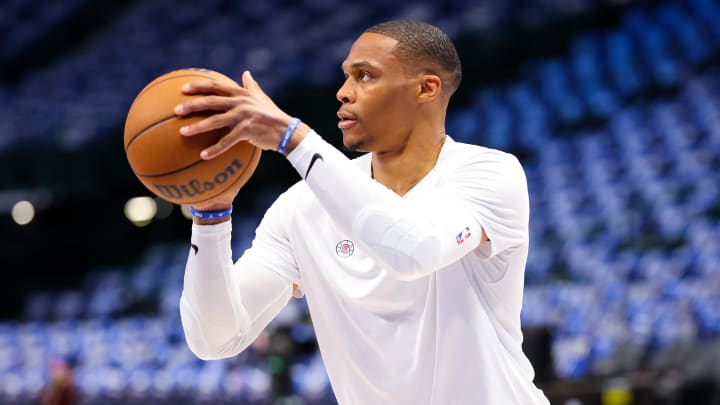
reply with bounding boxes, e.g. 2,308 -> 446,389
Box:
456,226 -> 472,245
336,240 -> 355,258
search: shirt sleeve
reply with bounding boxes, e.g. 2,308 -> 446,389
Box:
180,204 -> 299,360
236,187 -> 302,285
286,131 -> 529,281
440,150 -> 530,260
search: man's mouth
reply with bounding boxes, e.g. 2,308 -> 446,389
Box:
337,111 -> 358,129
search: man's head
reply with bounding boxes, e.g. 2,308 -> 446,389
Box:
365,20 -> 462,96
336,21 -> 462,153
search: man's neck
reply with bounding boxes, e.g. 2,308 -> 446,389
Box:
371,133 -> 446,196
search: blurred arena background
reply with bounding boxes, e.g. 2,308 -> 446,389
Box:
1,0 -> 719,403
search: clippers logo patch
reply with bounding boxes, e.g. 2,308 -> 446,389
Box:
456,226 -> 472,245
336,240 -> 355,258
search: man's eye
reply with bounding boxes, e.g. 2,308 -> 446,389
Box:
359,71 -> 371,81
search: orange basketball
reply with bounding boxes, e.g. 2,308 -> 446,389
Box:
123,68 -> 261,205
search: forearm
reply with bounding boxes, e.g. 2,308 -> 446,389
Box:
180,221 -> 292,359
287,132 -> 482,280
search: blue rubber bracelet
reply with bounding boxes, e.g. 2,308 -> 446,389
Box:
277,117 -> 301,154
189,206 -> 233,219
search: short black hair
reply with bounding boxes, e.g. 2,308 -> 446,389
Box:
365,20 -> 462,96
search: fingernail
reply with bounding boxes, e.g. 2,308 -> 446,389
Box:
180,126 -> 189,135
174,104 -> 183,114
200,150 -> 209,159
182,83 -> 191,91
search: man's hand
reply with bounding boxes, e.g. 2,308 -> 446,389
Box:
174,71 -> 309,159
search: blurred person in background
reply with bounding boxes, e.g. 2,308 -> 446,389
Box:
40,358 -> 76,405
177,20 -> 549,404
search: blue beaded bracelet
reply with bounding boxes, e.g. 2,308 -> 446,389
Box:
189,206 -> 233,219
277,117 -> 301,154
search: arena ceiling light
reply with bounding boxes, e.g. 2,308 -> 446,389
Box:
11,200 -> 35,225
124,196 -> 157,227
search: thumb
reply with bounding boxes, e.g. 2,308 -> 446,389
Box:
242,70 -> 262,92
242,70 -> 275,103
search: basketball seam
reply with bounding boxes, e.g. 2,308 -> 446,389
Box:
147,145 -> 260,205
135,159 -> 205,178
126,72 -> 228,150
124,114 -> 176,151
135,73 -> 223,100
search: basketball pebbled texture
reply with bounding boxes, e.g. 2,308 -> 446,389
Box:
123,68 -> 261,205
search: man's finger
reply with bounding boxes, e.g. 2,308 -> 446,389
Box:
174,95 -> 238,116
200,125 -> 248,159
180,111 -> 234,137
182,79 -> 242,96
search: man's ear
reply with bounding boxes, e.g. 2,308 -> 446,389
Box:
417,74 -> 442,103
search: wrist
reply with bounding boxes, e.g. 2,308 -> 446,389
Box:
189,205 -> 233,225
193,216 -> 231,225
282,122 -> 311,156
277,117 -> 301,154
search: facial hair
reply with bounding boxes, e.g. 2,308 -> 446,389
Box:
342,141 -> 365,153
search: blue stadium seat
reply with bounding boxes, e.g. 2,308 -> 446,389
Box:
2,0 -> 720,401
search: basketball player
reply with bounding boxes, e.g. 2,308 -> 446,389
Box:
175,20 -> 550,404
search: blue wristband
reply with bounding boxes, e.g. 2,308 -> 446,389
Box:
189,206 -> 233,219
277,117 -> 301,154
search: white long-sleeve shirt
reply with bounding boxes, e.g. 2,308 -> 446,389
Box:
180,132 -> 550,404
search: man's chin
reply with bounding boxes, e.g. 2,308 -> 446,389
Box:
341,134 -> 366,153
342,141 -> 366,153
